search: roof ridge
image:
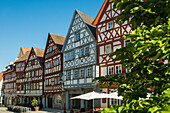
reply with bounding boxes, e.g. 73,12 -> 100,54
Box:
49,33 -> 66,45
49,33 -> 65,37
76,9 -> 95,27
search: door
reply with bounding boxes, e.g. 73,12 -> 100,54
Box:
48,96 -> 52,108
72,94 -> 80,109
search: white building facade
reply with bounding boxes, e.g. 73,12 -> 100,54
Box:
62,9 -> 100,110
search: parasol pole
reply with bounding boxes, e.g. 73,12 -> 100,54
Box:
93,99 -> 94,113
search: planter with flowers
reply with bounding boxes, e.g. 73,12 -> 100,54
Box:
31,98 -> 39,111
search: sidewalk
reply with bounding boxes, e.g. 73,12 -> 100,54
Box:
32,108 -> 70,113
0,107 -> 71,113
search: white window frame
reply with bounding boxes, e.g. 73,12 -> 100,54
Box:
66,53 -> 70,61
108,66 -> 114,75
105,44 -> 111,54
70,51 -> 74,60
87,67 -> 92,77
32,71 -> 34,77
113,45 -> 121,52
74,69 -> 79,78
85,46 -> 89,56
80,48 -> 85,57
67,71 -> 71,80
115,65 -> 122,74
74,32 -> 80,42
80,68 -> 85,78
124,39 -> 131,47
107,21 -> 113,30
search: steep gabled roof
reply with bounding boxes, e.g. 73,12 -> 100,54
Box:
33,47 -> 44,58
21,47 -> 31,55
49,33 -> 66,45
17,47 -> 31,58
15,51 -> 31,63
76,9 -> 95,27
92,0 -> 108,25
62,9 -> 96,52
0,72 -> 3,82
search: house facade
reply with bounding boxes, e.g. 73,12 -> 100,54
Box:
44,33 -> 66,109
0,72 -> 4,104
92,0 -> 132,108
24,47 -> 45,107
62,9 -> 100,110
3,63 -> 16,105
15,51 -> 30,105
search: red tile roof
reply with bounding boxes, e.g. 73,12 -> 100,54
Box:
21,47 -> 31,54
49,33 -> 66,45
0,72 -> 3,82
15,51 -> 31,63
76,9 -> 95,27
33,47 -> 45,58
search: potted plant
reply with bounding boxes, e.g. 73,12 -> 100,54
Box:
31,98 -> 39,111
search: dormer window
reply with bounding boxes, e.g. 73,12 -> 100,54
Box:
74,32 -> 80,42
107,21 -> 113,30
50,47 -> 53,52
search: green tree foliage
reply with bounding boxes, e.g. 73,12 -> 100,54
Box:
94,0 -> 170,112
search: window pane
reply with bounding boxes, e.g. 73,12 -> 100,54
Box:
105,45 -> 111,54
70,52 -> 74,60
87,67 -> 92,77
124,39 -> 131,47
50,47 -> 53,52
107,21 -> 113,30
85,46 -> 89,56
80,48 -> 84,57
80,69 -> 84,78
113,45 -> 121,52
75,33 -> 80,42
74,70 -> 78,78
67,71 -> 71,80
66,53 -> 70,61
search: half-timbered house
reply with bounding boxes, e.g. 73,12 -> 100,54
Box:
24,47 -> 45,107
44,33 -> 66,109
15,51 -> 30,105
0,72 -> 4,104
62,9 -> 100,110
3,63 -> 16,105
92,0 -> 132,108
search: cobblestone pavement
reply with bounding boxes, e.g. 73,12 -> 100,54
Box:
0,107 -> 17,113
0,107 -> 71,113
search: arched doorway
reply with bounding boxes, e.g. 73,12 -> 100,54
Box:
48,96 -> 52,108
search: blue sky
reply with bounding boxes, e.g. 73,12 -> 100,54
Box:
0,0 -> 104,71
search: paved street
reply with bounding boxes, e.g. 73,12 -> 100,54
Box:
0,107 -> 71,113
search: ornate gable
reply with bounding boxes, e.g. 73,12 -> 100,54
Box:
44,35 -> 60,60
25,48 -> 42,71
62,10 -> 95,52
94,0 -> 132,44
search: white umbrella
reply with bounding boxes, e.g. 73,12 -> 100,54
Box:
71,91 -> 124,113
70,91 -> 107,113
104,91 -> 123,100
71,91 -> 106,100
